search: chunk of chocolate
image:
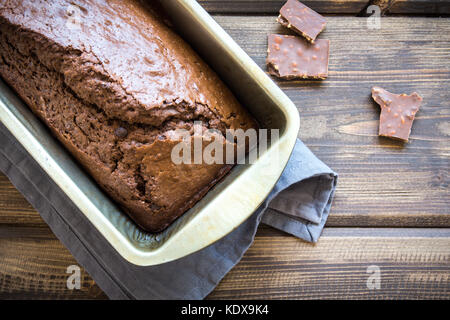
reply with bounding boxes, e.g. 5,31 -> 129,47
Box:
277,0 -> 327,43
114,126 -> 128,138
372,87 -> 422,142
267,34 -> 329,79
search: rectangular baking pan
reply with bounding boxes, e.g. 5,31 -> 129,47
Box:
0,0 -> 299,266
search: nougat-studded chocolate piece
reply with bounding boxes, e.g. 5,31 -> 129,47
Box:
267,34 -> 329,79
277,0 -> 326,43
372,87 -> 423,142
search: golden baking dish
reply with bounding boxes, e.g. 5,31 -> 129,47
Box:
0,0 -> 299,266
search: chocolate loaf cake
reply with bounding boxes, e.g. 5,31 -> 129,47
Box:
0,0 -> 257,232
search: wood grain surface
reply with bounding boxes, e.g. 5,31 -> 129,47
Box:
214,16 -> 450,227
0,7 -> 449,299
0,221 -> 448,299
198,0 -> 450,14
0,224 -> 107,300
382,0 -> 450,14
198,0 -> 368,14
208,227 -> 450,299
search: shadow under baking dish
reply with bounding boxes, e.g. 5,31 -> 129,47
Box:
0,0 -> 299,265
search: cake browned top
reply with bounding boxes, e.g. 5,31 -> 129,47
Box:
1,0 -> 255,129
0,0 -> 258,232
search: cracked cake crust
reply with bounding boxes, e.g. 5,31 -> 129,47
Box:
0,0 -> 258,232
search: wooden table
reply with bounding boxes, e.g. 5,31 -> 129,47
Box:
0,0 -> 449,299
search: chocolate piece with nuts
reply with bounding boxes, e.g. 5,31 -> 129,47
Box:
114,126 -> 128,138
267,34 -> 329,79
277,0 -> 326,43
372,87 -> 422,142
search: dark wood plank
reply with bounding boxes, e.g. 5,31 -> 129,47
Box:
366,0 -> 450,15
0,167 -> 449,229
0,173 -> 44,225
198,0 -> 368,15
199,0 -> 450,14
0,227 -> 107,299
208,227 -> 450,299
0,225 -> 448,299
366,0 -> 397,13
199,0 -> 368,14
211,16 -> 450,227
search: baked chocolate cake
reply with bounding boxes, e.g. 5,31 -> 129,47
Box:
0,0 -> 257,232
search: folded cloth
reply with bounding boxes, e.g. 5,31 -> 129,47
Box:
0,122 -> 337,300
262,140 -> 337,242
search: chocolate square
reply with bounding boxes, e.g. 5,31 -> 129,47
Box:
372,87 -> 423,142
267,34 -> 329,79
277,0 -> 327,43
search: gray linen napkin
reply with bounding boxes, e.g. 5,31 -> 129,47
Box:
0,122 -> 337,300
